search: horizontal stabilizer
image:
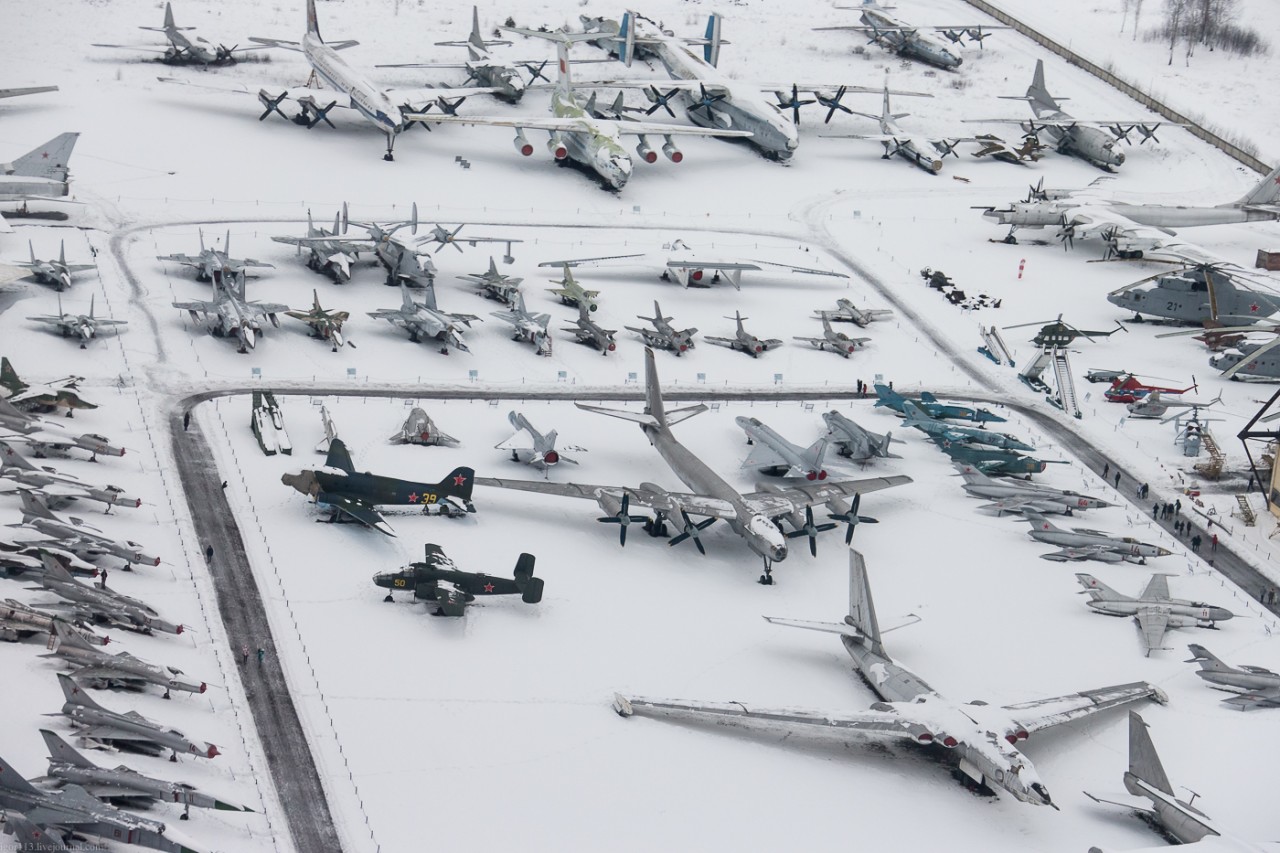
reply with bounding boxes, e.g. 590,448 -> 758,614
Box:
574,403 -> 659,427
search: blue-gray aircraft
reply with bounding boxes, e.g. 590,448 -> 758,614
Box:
901,400 -> 1034,451
822,411 -> 898,461
704,312 -> 782,358
8,241 -> 96,292
57,673 -> 220,760
1076,574 -> 1234,657
874,383 -> 1007,424
815,3 -> 1007,70
1186,644 -> 1280,710
1025,510 -> 1171,564
614,550 -> 1164,806
93,1 -> 268,66
28,294 -> 127,348
1109,261 -> 1280,324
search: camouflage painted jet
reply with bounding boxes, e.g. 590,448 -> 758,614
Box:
971,133 -> 1046,165
546,265 -> 601,312
367,283 -> 480,354
812,298 -> 893,327
0,599 -> 108,647
18,493 -> 162,566
626,300 -> 696,354
928,434 -> 1050,476
0,397 -> 123,461
735,416 -> 829,481
271,209 -> 363,283
563,302 -> 617,354
1076,574 -> 1233,657
614,551 -> 1164,806
1186,644 -> 1280,710
389,407 -> 459,447
57,673 -> 219,760
0,439 -> 141,511
283,290 -> 349,351
172,275 -> 289,354
280,437 -> 475,534
373,543 -> 543,616
157,229 -> 274,285
1025,510 -> 1171,564
705,312 -> 782,358
0,357 -> 98,416
29,554 -> 181,637
496,411 -> 576,470
93,1 -> 268,65
822,411 -> 898,461
873,383 -> 1007,424
0,133 -> 80,217
38,730 -> 251,816
42,621 -> 205,697
901,401 -> 1034,452
490,293 -> 552,356
28,294 -> 127,348
953,461 -> 1111,515
460,257 -> 523,305
8,241 -> 96,292
793,314 -> 868,358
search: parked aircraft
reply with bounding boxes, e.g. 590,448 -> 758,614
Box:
0,809 -> 69,853
32,554 -> 182,635
1103,374 -> 1196,403
1004,314 -> 1125,347
283,290 -> 349,351
28,295 -> 127,348
389,407 -> 459,447
813,298 -> 893,327
902,401 -> 1034,451
373,543 -> 543,616
705,312 -> 782,357
0,397 -> 123,461
0,132 -> 80,218
824,83 -> 968,173
0,440 -> 140,511
542,240 -> 850,289
874,383 -> 1008,423
157,230 -> 273,286
0,358 -> 97,416
0,599 -> 107,646
406,33 -> 752,190
476,348 -> 911,581
38,730 -> 250,816
815,4 -> 1007,69
971,133 -> 1046,164
1186,644 -> 1280,709
18,493 -> 162,567
280,437 -> 475,534
735,416 -> 828,480
927,434 -> 1050,476
497,411 -> 575,470
367,283 -> 480,354
954,461 -> 1111,515
626,300 -> 697,354
546,266 -> 600,311
94,1 -> 267,65
1108,261 -> 1280,324
1126,390 -> 1218,418
1025,510 -> 1171,564
615,551 -> 1164,805
563,302 -> 617,354
822,411 -> 897,461
793,314 -> 868,358
0,531 -> 101,578
57,673 -> 220,760
0,85 -> 58,102
8,241 -> 95,292
1205,338 -> 1280,380
172,276 -> 288,354
417,223 -> 521,259
460,257 -> 522,305
491,293 -> 552,356
271,210 -> 363,283
343,204 -> 436,288
1086,712 -> 1268,848
43,622 -> 205,698
1076,573 -> 1233,656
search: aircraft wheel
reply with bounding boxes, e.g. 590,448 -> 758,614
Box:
383,594 -> 394,603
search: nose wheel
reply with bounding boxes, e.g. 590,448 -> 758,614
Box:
758,559 -> 774,585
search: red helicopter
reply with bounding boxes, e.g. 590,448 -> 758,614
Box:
1103,373 -> 1197,403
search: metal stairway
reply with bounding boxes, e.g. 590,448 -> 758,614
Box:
1050,348 -> 1082,419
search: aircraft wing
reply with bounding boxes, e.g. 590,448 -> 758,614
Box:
1222,686 -> 1280,710
740,259 -> 849,279
171,299 -> 217,315
403,113 -> 753,138
1040,545 -> 1125,563
742,475 -> 912,517
157,253 -> 205,268
245,300 -> 290,317
702,336 -> 738,348
1002,681 -> 1164,734
317,493 -> 395,536
0,85 -> 58,100
538,254 -> 646,269
742,442 -> 788,470
979,496 -> 1072,514
474,477 -> 739,520
1135,606 -> 1171,655
156,76 -> 360,111
1139,574 -> 1171,601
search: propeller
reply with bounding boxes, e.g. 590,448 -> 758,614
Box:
399,103 -> 433,132
434,95 -> 468,115
520,60 -> 551,84
257,91 -> 289,122
687,83 -> 726,119
1107,123 -> 1135,145
785,505 -> 838,557
668,510 -> 715,554
826,493 -> 879,545
1137,124 -> 1161,145
595,493 -> 646,546
1024,177 -> 1047,203
816,86 -> 853,124
774,84 -> 815,125
432,224 -> 466,254
1056,214 -> 1076,251
1099,226 -> 1121,261
644,86 -> 682,118
935,139 -> 961,158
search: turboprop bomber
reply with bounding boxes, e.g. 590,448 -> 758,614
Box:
93,1 -> 268,66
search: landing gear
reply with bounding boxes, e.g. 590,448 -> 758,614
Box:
383,593 -> 394,603
383,132 -> 396,162
643,513 -> 670,538
758,560 -> 774,586
1002,227 -> 1018,245
163,689 -> 172,700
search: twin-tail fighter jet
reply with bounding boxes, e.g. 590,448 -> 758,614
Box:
171,275 -> 288,354
7,241 -> 96,292
27,295 -> 127,348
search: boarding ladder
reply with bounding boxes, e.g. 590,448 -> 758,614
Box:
1017,347 -> 1054,392
978,326 -> 1015,367
1194,430 -> 1226,480
1050,348 -> 1082,419
1235,494 -> 1257,527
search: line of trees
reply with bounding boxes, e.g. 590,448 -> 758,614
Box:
1140,0 -> 1269,64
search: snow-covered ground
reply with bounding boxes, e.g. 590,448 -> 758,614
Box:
2,0 -> 1279,851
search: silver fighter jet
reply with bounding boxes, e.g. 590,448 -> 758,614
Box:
0,397 -> 124,462
0,440 -> 140,512
367,283 -> 479,355
171,275 -> 288,354
954,461 -> 1110,515
17,491 -> 161,567
735,416 -> 829,481
496,411 -> 576,470
0,599 -> 107,647
8,241 -> 96,292
271,209 -> 363,284
28,294 -> 127,348
490,293 -> 552,356
157,230 -> 273,285
813,298 -> 893,327
822,411 -> 898,461
42,621 -> 205,698
1025,510 -> 1170,563
704,312 -> 782,358
793,313 -> 869,357
1186,644 -> 1280,709
29,553 -> 182,635
57,674 -> 219,760
460,257 -> 522,306
389,407 -> 459,447
626,300 -> 696,355
1076,574 -> 1234,656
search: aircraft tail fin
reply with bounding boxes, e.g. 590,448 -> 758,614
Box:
618,11 -> 637,67
1228,163 -> 1280,208
847,550 -> 886,657
513,553 -> 543,603
58,240 -> 66,268
28,240 -> 36,266
323,438 -> 355,473
51,619 -> 97,654
40,728 -> 96,769
642,346 -> 666,425
0,357 -> 21,393
19,490 -> 57,523
1025,59 -> 1060,113
0,439 -> 37,471
554,39 -> 573,97
1075,573 -> 1125,601
57,672 -> 104,711
0,754 -> 41,797
468,5 -> 485,51
163,1 -> 176,30
435,466 -> 475,502
704,13 -> 722,67
11,133 -> 78,183
576,348 -> 706,427
872,383 -> 901,408
1126,711 -> 1175,796
1186,643 -> 1232,672
0,808 -> 65,849
306,0 -> 322,41
39,552 -> 76,584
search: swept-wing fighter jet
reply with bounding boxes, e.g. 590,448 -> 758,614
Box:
822,411 -> 898,461
1108,261 -> 1280,324
28,295 -> 127,348
902,401 -> 1035,451
0,133 -> 79,223
476,348 -> 911,582
18,492 -> 162,567
1025,510 -> 1171,564
705,312 -> 782,357
928,434 -> 1050,476
812,298 -> 893,327
874,383 -> 1007,423
270,209 -> 363,283
626,300 -> 696,354
29,554 -> 180,635
0,530 -> 99,578
490,293 -> 552,356
283,290 -> 349,351
38,730 -> 250,816
93,1 -> 268,65
389,407 -> 459,447
823,83 -> 970,174
0,747 -> 198,853
157,230 -> 273,285
7,241 -> 96,292
563,302 -> 617,354
57,674 -> 219,760
1076,573 -> 1233,657
281,437 -> 475,534
736,416 -> 829,480
0,358 -> 97,416
405,33 -> 752,190
954,461 -> 1111,515
373,543 -> 543,616
0,809 -> 69,852
793,314 -> 868,357
367,283 -> 479,354
43,622 -> 205,698
0,599 -> 107,646
614,551 -> 1164,806
172,276 -> 288,354
1186,644 -> 1280,709
970,133 -> 1046,164
1085,711 -> 1270,848
496,411 -> 575,470
815,4 -> 1007,69
0,440 -> 140,511
0,397 -> 123,461
460,257 -> 523,305
546,265 -> 600,311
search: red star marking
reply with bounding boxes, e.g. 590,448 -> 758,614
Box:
452,474 -> 466,486
483,582 -> 495,593
420,431 -> 430,441
41,151 -> 49,159
408,492 -> 419,503
1251,303 -> 1261,313
1274,174 -> 1280,186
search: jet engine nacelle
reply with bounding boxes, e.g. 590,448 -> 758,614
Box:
513,132 -> 533,156
547,134 -> 568,160
635,139 -> 657,164
661,140 -> 683,163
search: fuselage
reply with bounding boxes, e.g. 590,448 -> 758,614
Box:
1123,774 -> 1219,845
302,33 -> 403,138
862,9 -> 962,69
1029,105 -> 1125,170
1029,527 -> 1169,558
551,90 -> 632,189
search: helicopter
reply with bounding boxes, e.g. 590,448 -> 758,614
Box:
1107,260 -> 1280,325
1002,314 -> 1126,347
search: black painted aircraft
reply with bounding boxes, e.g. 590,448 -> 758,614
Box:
373,544 -> 542,616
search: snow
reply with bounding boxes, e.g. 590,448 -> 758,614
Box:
1,0 -> 1279,851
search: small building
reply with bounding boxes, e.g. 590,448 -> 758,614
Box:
1257,250 -> 1280,272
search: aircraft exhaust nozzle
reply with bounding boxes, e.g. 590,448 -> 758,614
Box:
547,134 -> 567,160
543,450 -> 559,465
513,132 -> 533,156
936,732 -> 959,748
635,140 -> 657,163
806,471 -> 817,481
661,141 -> 683,163
205,744 -> 220,759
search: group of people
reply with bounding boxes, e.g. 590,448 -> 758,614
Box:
1153,499 -> 1183,520
240,644 -> 266,666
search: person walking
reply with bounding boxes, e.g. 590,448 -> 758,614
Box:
1114,471 -> 1121,489
204,544 -> 214,562
1152,503 -> 1159,518
1211,533 -> 1218,552
1191,534 -> 1202,552
240,644 -> 249,665
99,568 -> 108,589
1175,499 -> 1182,515
1103,462 -> 1110,479
183,411 -> 191,431
256,646 -> 265,666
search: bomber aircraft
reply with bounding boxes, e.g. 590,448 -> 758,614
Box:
373,543 -> 543,616
815,4 -> 1007,69
0,132 -> 80,218
93,1 -> 268,65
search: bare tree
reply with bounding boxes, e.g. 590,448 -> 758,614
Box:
1133,0 -> 1145,40
1120,0 -> 1133,33
1164,0 -> 1190,64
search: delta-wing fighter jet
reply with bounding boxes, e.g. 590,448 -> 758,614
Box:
0,358 -> 97,416
0,397 -> 123,461
793,313 -> 868,358
38,730 -> 250,817
18,492 -> 162,567
626,300 -> 696,354
270,209 -> 363,283
0,133 -> 79,218
389,407 -> 459,447
902,401 -> 1035,451
824,83 -> 971,174
476,348 -> 911,582
42,622 -> 205,697
815,4 -> 1007,69
563,302 -> 617,354
7,241 -> 96,292
0,599 -> 107,646
283,290 -> 349,351
954,461 -> 1111,515
813,298 -> 893,327
615,551 -> 1164,806
1076,574 -> 1233,656
57,674 -> 219,760
28,295 -> 128,348
367,283 -> 480,355
157,230 -> 273,285
546,265 -> 600,311
93,1 -> 268,65
705,312 -> 782,357
28,554 -> 181,635
1185,644 -> 1280,709
736,417 -> 829,481
373,543 -> 543,616
281,438 -> 475,534
874,383 -> 1007,423
822,411 -> 898,461
0,439 -> 141,511
490,293 -> 552,356
460,257 -> 523,305
497,411 -> 576,470
1025,510 -> 1171,564
172,276 -> 288,354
